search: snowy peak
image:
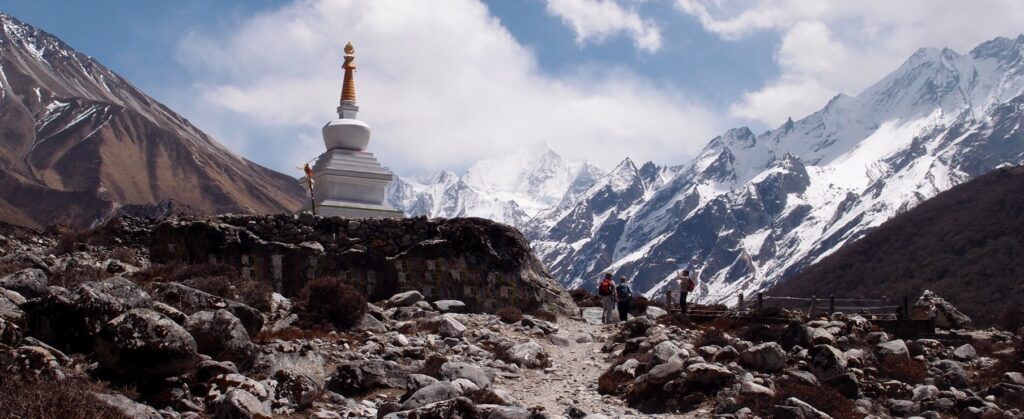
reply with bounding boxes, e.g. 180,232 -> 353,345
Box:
387,145 -> 607,229
528,33 -> 1024,305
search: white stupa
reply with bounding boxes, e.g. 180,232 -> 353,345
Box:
301,42 -> 403,219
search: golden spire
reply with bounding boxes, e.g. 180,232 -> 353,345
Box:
341,42 -> 357,103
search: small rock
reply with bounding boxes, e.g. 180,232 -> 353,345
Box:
212,389 -> 271,419
386,290 -> 424,308
437,315 -> 467,338
739,342 -> 787,372
91,392 -> 162,419
952,344 -> 977,361
549,334 -> 572,347
504,342 -> 550,369
433,300 -> 467,313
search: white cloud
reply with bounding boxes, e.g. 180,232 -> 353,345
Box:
174,0 -> 714,175
676,0 -> 1024,126
544,0 -> 662,53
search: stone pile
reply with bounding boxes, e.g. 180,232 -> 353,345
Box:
0,227 -> 593,418
595,292 -> 1023,418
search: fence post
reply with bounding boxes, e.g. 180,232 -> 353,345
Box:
757,293 -> 763,311
809,296 -> 817,317
903,295 -> 909,319
737,294 -> 744,310
666,290 -> 673,307
829,295 -> 836,315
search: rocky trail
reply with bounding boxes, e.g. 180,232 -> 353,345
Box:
501,318 -> 627,416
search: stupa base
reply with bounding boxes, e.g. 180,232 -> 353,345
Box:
302,200 -> 404,219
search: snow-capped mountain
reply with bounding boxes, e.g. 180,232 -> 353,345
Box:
387,144 -> 605,229
530,34 -> 1024,302
0,13 -> 305,228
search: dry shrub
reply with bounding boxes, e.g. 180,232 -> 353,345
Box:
106,247 -> 139,265
0,261 -> 32,277
597,358 -> 642,395
696,327 -> 730,348
975,335 -> 1024,388
568,288 -> 601,307
1001,307 -> 1023,331
298,277 -> 367,330
419,353 -> 448,377
496,306 -> 523,324
235,280 -> 273,312
877,357 -> 928,385
136,263 -> 272,311
465,388 -> 508,405
0,372 -> 129,419
568,288 -> 590,301
50,265 -> 110,289
531,309 -> 557,322
184,275 -> 232,297
771,378 -> 859,419
629,296 -> 650,316
738,323 -> 786,344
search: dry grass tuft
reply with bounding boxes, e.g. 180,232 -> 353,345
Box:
298,277 -> 367,330
496,306 -> 523,324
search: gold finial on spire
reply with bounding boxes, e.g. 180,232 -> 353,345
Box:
341,42 -> 357,103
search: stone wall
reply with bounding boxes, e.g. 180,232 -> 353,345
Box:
148,214 -> 578,316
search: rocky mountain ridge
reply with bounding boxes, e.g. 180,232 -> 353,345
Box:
0,13 -> 306,229
393,34 -> 1024,305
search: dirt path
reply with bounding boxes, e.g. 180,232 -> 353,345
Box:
498,315 -> 714,418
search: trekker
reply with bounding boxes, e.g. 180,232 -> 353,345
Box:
616,276 -> 632,322
598,273 -> 616,324
677,270 -> 696,314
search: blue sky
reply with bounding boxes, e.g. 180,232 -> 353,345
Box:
3,1 -> 1023,176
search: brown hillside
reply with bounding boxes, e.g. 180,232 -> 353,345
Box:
771,165 -> 1024,326
0,14 -> 305,228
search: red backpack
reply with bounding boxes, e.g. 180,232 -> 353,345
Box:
686,277 -> 696,292
598,279 -> 613,296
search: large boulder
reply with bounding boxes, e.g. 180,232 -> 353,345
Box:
212,389 -> 272,419
0,268 -> 48,298
433,300 -> 467,314
808,344 -> 847,381
91,392 -> 162,419
184,309 -> 254,364
684,363 -> 735,388
436,315 -> 468,338
773,397 -> 831,418
327,359 -> 411,396
504,342 -> 550,369
911,290 -> 971,329
400,381 -> 461,410
440,362 -> 492,389
387,290 -> 424,308
875,339 -> 910,364
152,282 -> 263,336
0,290 -> 24,323
385,397 -> 479,419
739,342 -> 787,372
273,368 -> 324,410
23,277 -> 152,351
93,308 -> 199,377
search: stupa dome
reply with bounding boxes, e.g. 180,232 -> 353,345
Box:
323,118 -> 370,151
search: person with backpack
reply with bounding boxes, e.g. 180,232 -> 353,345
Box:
677,270 -> 696,314
598,273 -> 616,324
616,276 -> 632,322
